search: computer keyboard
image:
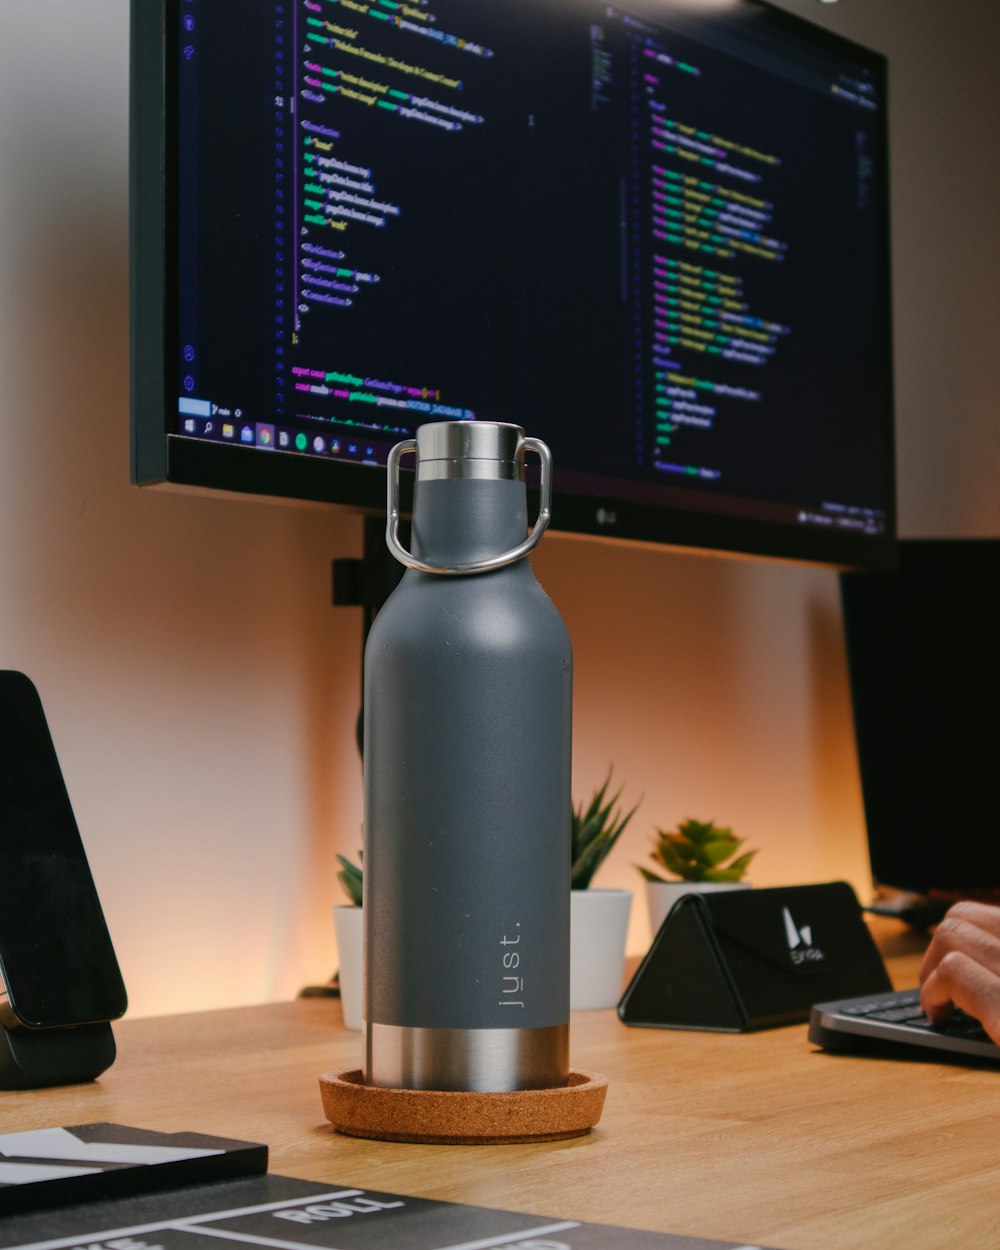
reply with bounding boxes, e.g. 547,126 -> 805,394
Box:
809,988 -> 1000,1062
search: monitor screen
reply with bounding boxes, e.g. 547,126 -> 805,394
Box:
841,540 -> 1000,899
131,0 -> 895,568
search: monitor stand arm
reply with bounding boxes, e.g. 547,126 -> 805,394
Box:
332,515 -> 407,757
299,517 -> 406,1000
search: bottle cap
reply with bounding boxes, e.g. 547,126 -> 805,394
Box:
385,423 -> 553,575
415,421 -> 525,482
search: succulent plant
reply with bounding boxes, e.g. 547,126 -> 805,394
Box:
571,770 -> 641,890
336,852 -> 364,907
640,818 -> 756,884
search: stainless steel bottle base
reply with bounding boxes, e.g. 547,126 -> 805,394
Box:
365,1022 -> 569,1092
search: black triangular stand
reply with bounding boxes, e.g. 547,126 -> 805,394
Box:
618,884 -> 892,1033
618,895 -> 747,1031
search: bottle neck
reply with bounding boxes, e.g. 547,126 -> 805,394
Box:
410,477 -> 529,572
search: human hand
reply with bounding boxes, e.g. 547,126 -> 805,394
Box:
919,901 -> 1000,1044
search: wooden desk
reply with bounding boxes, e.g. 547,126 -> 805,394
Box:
3,921 -> 998,1250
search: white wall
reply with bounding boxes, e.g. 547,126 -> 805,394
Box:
1,1 -> 997,1018
0,5 -> 366,1015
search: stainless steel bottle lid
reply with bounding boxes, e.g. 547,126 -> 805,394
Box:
415,421 -> 525,482
386,421 -> 553,576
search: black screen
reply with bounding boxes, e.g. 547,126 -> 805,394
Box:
0,672 -> 127,1029
132,0 -> 895,567
841,541 -> 1000,897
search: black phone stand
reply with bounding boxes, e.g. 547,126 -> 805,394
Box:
1,1019 -> 117,1090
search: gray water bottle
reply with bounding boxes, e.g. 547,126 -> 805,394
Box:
363,421 -> 572,1092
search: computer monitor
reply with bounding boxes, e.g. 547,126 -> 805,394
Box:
841,540 -> 1000,904
131,0 -> 895,569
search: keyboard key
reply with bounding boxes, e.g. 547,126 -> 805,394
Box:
845,1000 -> 893,1014
941,1021 -> 991,1041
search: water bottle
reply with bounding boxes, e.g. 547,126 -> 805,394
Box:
363,421 -> 572,1092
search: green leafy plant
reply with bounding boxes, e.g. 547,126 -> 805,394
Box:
336,852 -> 363,906
640,818 -> 756,884
571,770 -> 641,890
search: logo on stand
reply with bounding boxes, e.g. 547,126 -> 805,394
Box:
782,907 -> 825,965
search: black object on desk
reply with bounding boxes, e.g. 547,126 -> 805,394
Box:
619,882 -> 892,1032
0,1023 -> 118,1093
0,671 -> 127,1089
0,1160 -> 781,1249
0,1123 -> 267,1218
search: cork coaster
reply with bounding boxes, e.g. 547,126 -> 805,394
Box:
319,1068 -> 608,1145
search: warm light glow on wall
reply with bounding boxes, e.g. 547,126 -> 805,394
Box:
532,534 -> 873,958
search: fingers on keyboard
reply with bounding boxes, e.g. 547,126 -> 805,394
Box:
919,903 -> 1000,988
920,949 -> 1000,1045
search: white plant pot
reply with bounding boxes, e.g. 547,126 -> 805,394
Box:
645,880 -> 752,941
332,904 -> 363,1031
570,888 -> 633,1010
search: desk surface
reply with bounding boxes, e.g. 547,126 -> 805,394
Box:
3,921 -> 998,1250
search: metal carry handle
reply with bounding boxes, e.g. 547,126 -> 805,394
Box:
385,437 -> 553,575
